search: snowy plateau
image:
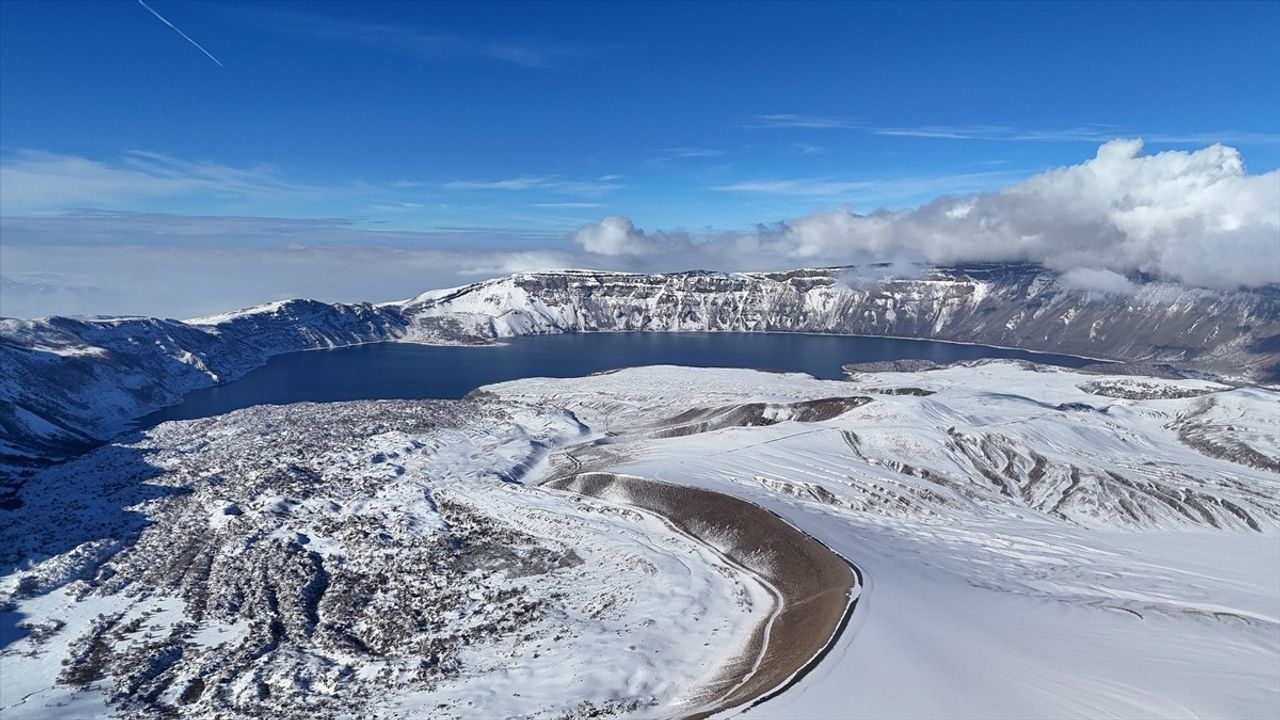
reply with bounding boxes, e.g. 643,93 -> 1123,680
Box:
0,265 -> 1278,719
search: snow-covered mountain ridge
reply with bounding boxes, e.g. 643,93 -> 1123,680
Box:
398,265 -> 1277,373
2,264 -> 1276,494
0,302 -> 402,474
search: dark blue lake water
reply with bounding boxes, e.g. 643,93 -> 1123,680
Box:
141,332 -> 1097,426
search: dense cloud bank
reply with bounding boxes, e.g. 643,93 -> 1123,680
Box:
574,140 -> 1279,290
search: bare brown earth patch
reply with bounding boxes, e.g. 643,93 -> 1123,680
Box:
544,471 -> 858,719
635,396 -> 872,440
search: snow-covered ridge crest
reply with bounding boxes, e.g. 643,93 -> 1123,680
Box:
1,264 -> 1276,492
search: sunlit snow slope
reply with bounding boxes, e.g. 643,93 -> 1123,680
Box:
3,361 -> 1274,719
488,361 -> 1280,719
0,399 -> 772,719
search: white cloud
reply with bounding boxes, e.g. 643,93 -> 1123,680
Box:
586,140 -> 1280,289
795,140 -> 1276,287
453,250 -> 578,276
570,215 -> 689,256
1059,268 -> 1139,296
836,260 -> 925,291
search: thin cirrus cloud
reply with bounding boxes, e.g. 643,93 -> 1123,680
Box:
646,147 -> 725,163
752,114 -> 860,129
713,169 -> 1029,205
0,149 -> 617,218
0,149 -> 329,214
237,7 -> 585,68
714,178 -> 873,196
751,114 -> 1280,145
444,176 -> 623,198
656,147 -> 723,158
0,212 -> 563,249
0,149 -> 625,232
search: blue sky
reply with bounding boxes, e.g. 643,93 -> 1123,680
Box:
2,1 -> 1278,316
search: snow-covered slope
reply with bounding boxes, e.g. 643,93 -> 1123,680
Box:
3,265 -> 1276,496
2,362 -> 1276,718
0,398 -> 783,719
495,362 -> 1279,532
487,362 -> 1280,719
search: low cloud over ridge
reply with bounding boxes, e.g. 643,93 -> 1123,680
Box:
3,140 -> 1277,318
574,139 -> 1279,290
572,215 -> 689,256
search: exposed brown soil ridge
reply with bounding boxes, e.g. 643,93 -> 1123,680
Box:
543,471 -> 858,719
606,396 -> 873,443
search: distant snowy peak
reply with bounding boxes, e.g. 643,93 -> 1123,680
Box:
200,299 -> 407,355
185,298 -> 302,325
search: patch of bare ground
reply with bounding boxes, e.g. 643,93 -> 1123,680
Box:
629,396 -> 872,441
864,387 -> 935,396
1169,396 -> 1280,473
1078,378 -> 1221,400
544,472 -> 858,720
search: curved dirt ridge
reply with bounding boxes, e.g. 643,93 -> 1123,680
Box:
628,396 -> 874,442
544,471 -> 860,719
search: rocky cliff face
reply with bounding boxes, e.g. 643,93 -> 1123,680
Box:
0,302 -> 405,499
403,265 -> 1278,378
2,264 -> 1276,494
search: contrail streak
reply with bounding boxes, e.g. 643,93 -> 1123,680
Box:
137,0 -> 223,67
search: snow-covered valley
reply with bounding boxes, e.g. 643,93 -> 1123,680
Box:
2,360 -> 1277,718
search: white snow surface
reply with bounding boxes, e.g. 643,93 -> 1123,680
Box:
2,361 -> 1277,718
486,363 -> 1280,719
0,401 -> 768,719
